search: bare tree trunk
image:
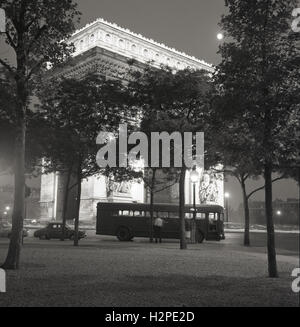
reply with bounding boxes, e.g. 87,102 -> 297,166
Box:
73,161 -> 82,247
179,168 -> 187,250
2,75 -> 26,270
264,163 -> 278,278
149,168 -> 156,243
61,167 -> 72,241
241,179 -> 250,246
191,182 -> 196,244
298,166 -> 300,257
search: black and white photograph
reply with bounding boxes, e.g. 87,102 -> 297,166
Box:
0,0 -> 299,312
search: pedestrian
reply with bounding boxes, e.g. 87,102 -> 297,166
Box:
153,217 -> 164,243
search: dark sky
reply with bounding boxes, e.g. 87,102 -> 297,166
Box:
75,0 -> 226,65
0,0 -> 298,208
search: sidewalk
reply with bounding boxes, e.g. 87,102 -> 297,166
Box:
0,237 -> 298,307
225,228 -> 300,234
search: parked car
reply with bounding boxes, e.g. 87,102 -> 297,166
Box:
34,222 -> 86,240
24,218 -> 40,226
0,222 -> 28,238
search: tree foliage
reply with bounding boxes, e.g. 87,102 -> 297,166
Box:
215,0 -> 300,277
36,73 -> 139,245
0,0 -> 81,269
128,64 -> 213,249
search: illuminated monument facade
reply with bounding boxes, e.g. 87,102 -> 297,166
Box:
39,18 -> 224,221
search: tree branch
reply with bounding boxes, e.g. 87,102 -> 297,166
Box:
25,18 -> 36,31
5,31 -> 17,49
26,59 -> 44,81
0,58 -> 15,76
154,179 -> 179,194
26,25 -> 48,55
246,175 -> 286,200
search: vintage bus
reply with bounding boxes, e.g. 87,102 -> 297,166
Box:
96,202 -> 225,243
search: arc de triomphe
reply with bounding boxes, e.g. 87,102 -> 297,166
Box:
39,18 -> 224,222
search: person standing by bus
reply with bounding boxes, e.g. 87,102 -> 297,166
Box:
153,217 -> 164,243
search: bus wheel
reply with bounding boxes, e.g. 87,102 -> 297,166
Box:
116,227 -> 131,242
197,231 -> 205,244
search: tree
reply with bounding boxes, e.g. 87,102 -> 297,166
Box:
37,73 -> 138,246
129,65 -> 212,249
208,114 -> 286,246
0,71 -> 16,174
143,168 -> 179,242
216,0 -> 300,277
0,0 -> 80,269
132,111 -> 180,242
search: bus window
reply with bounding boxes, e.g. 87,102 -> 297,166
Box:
122,210 -> 134,216
112,211 -> 119,217
134,211 -> 144,217
169,212 -> 179,218
196,213 -> 206,220
145,211 -> 157,217
209,213 -> 217,222
185,213 -> 192,219
158,212 -> 168,218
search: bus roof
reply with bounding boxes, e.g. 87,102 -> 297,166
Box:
97,202 -> 224,213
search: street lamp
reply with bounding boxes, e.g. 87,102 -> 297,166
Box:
190,168 -> 200,243
224,192 -> 230,223
217,32 -> 224,41
276,210 -> 282,216
5,206 -> 10,211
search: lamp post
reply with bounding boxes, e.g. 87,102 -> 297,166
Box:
224,192 -> 230,223
190,168 -> 200,243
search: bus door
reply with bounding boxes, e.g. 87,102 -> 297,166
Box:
206,213 -> 219,240
216,212 -> 225,239
195,212 -> 207,236
158,211 -> 178,239
145,210 -> 157,238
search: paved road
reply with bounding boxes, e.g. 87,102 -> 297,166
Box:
90,230 -> 299,256
9,229 -> 300,256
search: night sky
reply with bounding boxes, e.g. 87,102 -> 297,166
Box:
0,0 -> 298,209
75,0 -> 226,65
